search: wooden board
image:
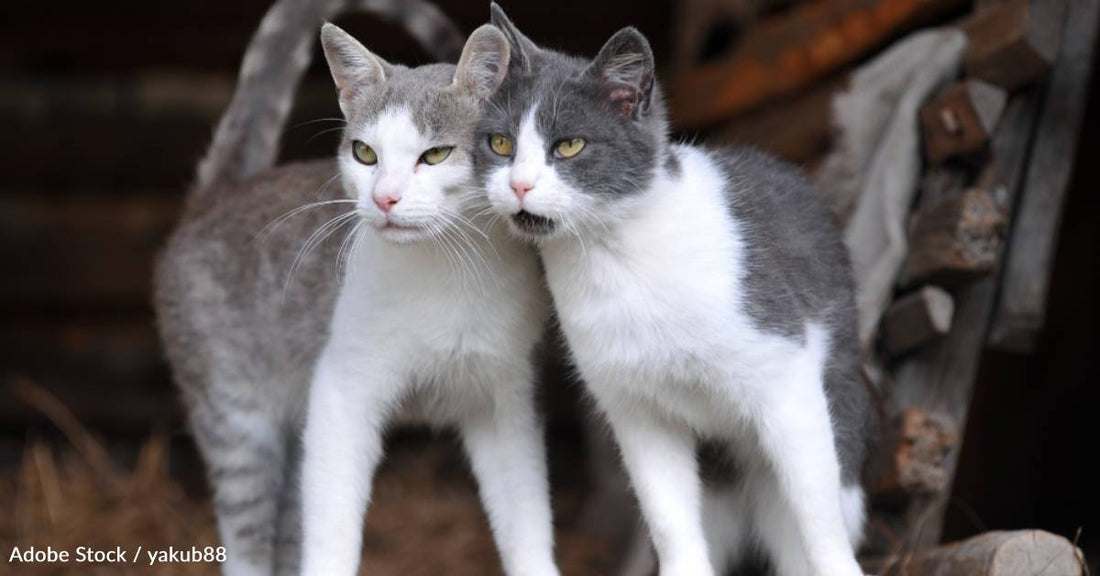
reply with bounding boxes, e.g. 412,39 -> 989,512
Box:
0,194 -> 181,312
667,0 -> 967,129
988,0 -> 1098,352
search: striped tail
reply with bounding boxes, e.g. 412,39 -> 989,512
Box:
194,0 -> 463,195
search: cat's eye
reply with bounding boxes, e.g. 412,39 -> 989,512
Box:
420,146 -> 453,166
489,133 -> 514,156
555,138 -> 586,159
352,141 -> 377,165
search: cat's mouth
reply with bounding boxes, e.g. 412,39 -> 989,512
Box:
383,221 -> 422,232
510,210 -> 557,236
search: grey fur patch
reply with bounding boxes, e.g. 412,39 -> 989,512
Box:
714,147 -> 873,483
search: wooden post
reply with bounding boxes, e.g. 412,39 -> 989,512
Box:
989,0 -> 1098,352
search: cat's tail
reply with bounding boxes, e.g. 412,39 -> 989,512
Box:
193,0 -> 463,195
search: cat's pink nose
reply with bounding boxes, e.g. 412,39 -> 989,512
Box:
511,180 -> 534,201
373,192 -> 400,213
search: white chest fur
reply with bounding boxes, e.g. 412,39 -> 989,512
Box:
540,146 -> 816,428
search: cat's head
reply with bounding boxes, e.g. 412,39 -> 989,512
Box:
321,23 -> 509,244
475,5 -> 669,243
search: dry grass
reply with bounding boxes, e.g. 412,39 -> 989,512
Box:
1,379 -> 617,576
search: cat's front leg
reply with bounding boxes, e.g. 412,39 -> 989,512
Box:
299,348 -> 403,576
596,391 -> 714,576
750,361 -> 864,576
458,373 -> 559,576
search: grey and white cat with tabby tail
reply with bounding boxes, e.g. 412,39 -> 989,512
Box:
156,2 -> 559,576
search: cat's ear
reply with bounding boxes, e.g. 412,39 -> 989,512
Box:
453,25 -> 510,99
489,2 -> 539,73
320,23 -> 390,115
584,28 -> 656,119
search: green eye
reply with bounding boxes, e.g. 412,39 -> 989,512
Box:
420,146 -> 453,166
489,133 -> 514,156
555,138 -> 586,159
352,141 -> 377,165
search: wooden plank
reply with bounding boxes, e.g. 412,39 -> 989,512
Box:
0,194 -> 181,312
988,0 -> 1098,352
885,91 -> 1044,549
667,0 -> 967,129
0,318 -> 178,429
0,75 -> 341,189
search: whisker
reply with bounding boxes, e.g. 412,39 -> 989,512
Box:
254,196 -> 357,244
281,211 -> 359,304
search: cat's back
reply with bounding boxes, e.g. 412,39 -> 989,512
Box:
155,159 -> 346,399
709,146 -> 855,337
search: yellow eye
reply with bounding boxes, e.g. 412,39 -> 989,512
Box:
555,138 -> 586,159
420,146 -> 453,166
352,141 -> 377,165
489,133 -> 514,156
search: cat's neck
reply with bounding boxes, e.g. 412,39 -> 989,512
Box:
541,144 -> 731,269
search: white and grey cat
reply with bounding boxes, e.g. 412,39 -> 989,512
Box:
155,2 -> 559,576
477,6 -> 876,576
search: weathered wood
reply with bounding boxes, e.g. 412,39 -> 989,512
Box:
882,286 -> 955,357
0,75 -> 342,189
887,92 -> 1044,549
963,0 -> 1067,90
0,194 -> 181,311
874,530 -> 1084,576
868,408 -> 956,500
901,188 -> 1006,288
920,80 -> 1007,164
710,71 -> 849,167
668,0 -> 967,129
989,0 -> 1097,353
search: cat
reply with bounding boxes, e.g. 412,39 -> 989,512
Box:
476,6 -> 876,576
155,3 -> 558,576
297,22 -> 559,576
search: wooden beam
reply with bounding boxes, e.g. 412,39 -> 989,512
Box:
920,80 -> 1007,164
0,194 -> 181,312
871,530 -> 1084,576
882,286 -> 955,357
667,0 -> 967,129
989,0 -> 1097,352
963,0 -> 1067,91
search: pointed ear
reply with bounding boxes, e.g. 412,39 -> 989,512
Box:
453,25 -> 510,99
489,2 -> 539,73
584,28 -> 656,119
320,23 -> 389,115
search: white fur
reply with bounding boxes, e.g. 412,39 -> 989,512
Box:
299,107 -> 559,576
488,113 -> 866,576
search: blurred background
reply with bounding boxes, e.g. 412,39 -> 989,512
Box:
1,1 -> 1097,575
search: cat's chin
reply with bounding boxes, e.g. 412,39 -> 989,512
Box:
507,210 -> 558,242
376,222 -> 431,245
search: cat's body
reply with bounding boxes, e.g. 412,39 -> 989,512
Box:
156,3 -> 559,576
479,7 -> 875,576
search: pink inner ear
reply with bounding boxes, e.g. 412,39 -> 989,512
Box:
608,85 -> 637,115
